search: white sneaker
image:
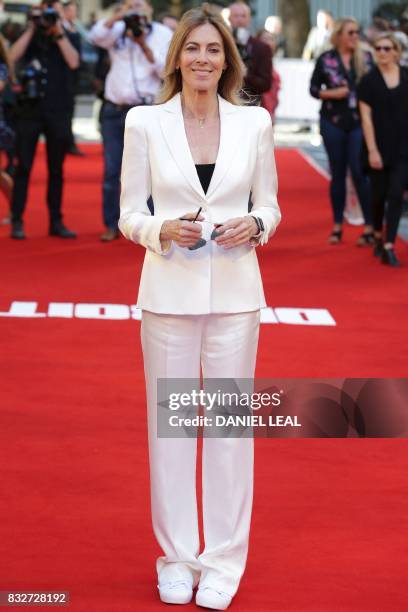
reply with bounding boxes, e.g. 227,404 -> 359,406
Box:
158,579 -> 193,604
195,586 -> 232,610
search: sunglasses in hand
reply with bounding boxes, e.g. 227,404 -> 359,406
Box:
179,208 -> 227,251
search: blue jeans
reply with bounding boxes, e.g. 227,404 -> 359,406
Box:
320,117 -> 372,225
101,101 -> 154,230
101,102 -> 128,230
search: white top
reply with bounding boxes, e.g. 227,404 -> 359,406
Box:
89,20 -> 173,105
119,93 -> 282,315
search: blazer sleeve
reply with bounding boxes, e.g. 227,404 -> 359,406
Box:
119,108 -> 171,255
249,109 -> 282,246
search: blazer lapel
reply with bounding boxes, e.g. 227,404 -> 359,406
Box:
159,92 -> 241,200
206,95 -> 240,198
159,93 -> 205,199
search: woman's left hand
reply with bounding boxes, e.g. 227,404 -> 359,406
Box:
214,216 -> 259,249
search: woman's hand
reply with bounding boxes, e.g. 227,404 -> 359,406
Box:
368,149 -> 383,170
214,216 -> 259,249
321,85 -> 349,100
160,212 -> 204,248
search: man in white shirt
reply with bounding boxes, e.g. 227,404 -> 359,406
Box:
90,0 -> 172,241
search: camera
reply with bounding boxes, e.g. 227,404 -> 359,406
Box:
29,5 -> 59,32
123,12 -> 151,38
17,59 -> 47,101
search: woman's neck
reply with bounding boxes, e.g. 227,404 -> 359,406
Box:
338,46 -> 353,58
378,62 -> 399,75
180,88 -> 219,121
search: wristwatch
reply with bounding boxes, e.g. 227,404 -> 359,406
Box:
252,216 -> 264,236
53,33 -> 65,42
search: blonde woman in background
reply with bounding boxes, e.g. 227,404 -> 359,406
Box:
310,18 -> 374,245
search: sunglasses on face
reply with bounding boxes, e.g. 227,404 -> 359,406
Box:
375,45 -> 394,52
346,30 -> 360,36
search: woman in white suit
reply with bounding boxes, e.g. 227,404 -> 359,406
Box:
119,5 -> 281,610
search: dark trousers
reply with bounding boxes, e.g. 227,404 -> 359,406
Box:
320,117 -> 372,226
369,162 -> 408,243
100,102 -> 128,230
11,110 -> 71,225
101,101 -> 153,229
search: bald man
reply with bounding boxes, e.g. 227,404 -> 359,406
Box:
229,1 -> 272,102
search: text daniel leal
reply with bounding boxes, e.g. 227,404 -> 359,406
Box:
169,415 -> 302,427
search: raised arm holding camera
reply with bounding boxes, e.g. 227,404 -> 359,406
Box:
89,0 -> 172,242
10,0 -> 80,240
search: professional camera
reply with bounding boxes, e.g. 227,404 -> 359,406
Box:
123,12 -> 151,38
232,27 -> 251,63
29,5 -> 59,32
17,59 -> 47,101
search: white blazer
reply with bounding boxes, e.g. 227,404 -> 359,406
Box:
119,92 -> 281,315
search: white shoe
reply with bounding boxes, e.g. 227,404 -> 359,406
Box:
195,586 -> 232,610
158,579 -> 193,604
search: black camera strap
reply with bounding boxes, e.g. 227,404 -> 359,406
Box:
128,44 -> 144,105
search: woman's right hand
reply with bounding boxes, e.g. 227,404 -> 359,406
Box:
368,149 -> 383,170
160,212 -> 204,248
321,84 -> 349,100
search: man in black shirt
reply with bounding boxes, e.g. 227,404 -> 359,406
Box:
10,0 -> 80,239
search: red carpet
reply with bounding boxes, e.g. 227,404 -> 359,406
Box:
0,145 -> 407,611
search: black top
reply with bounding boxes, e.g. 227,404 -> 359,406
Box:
310,48 -> 373,131
195,163 -> 215,194
16,28 -> 81,116
357,66 -> 408,166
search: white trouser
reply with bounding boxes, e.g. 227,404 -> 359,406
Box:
140,310 -> 260,597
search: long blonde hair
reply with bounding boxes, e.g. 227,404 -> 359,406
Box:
156,3 -> 245,105
330,17 -> 369,82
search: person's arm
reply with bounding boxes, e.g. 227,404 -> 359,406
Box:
133,25 -> 173,78
9,24 -> 35,64
310,55 -> 349,100
89,15 -> 126,49
359,100 -> 383,169
119,108 -> 168,254
244,41 -> 272,94
247,109 -> 281,245
214,109 -> 281,249
119,109 -> 202,253
50,23 -> 80,69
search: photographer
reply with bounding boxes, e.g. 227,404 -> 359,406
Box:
90,0 -> 172,242
228,1 -> 272,104
9,0 -> 80,240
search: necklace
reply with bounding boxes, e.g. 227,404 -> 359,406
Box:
181,94 -> 215,129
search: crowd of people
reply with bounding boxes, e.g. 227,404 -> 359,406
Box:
0,1 -> 406,266
309,15 -> 408,267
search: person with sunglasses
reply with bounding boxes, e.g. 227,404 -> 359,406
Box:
358,33 -> 408,267
310,17 -> 374,246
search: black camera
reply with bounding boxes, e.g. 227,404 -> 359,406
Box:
123,12 -> 151,38
18,60 -> 47,101
29,5 -> 59,31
